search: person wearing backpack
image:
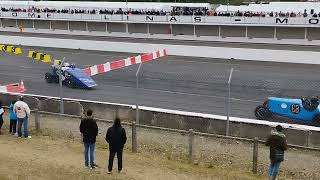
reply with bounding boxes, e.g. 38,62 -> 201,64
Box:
0,101 -> 5,135
265,125 -> 288,180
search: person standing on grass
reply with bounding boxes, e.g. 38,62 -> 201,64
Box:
105,118 -> 127,174
14,96 -> 31,138
0,101 -> 5,135
80,109 -> 99,169
265,125 -> 288,180
9,100 -> 17,135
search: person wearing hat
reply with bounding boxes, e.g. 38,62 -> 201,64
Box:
265,125 -> 288,180
79,109 -> 99,169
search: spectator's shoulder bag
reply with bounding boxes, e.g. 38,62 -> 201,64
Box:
274,149 -> 284,162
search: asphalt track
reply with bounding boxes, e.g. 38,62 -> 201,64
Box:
1,46 -> 320,125
1,31 -> 320,52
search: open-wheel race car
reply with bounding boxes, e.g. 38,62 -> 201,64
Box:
45,61 -> 97,89
43,49 -> 167,89
255,97 -> 320,125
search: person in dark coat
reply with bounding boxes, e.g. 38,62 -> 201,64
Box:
79,109 -> 98,169
105,118 -> 127,173
0,101 -> 5,135
265,125 -> 288,180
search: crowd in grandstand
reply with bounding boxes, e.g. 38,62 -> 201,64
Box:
2,6 -> 320,17
217,11 -> 309,18
0,6 -> 210,16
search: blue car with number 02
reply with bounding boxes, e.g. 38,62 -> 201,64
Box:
255,97 -> 320,125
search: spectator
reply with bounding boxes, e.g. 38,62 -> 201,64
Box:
0,101 -> 4,135
303,9 -> 308,17
9,100 -> 17,135
265,125 -> 288,180
14,96 -> 31,138
105,117 -> 127,174
79,109 -> 98,169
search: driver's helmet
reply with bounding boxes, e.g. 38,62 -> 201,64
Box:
63,62 -> 70,67
69,63 -> 76,69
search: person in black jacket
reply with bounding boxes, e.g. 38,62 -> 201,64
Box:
0,101 -> 5,135
265,125 -> 288,180
79,109 -> 98,169
105,118 -> 127,173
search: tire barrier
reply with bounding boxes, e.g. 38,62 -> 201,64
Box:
82,49 -> 167,76
0,45 -> 22,55
28,51 -> 51,63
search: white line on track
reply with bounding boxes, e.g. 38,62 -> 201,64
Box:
18,66 -> 33,69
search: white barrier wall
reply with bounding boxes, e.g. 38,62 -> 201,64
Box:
1,35 -> 320,65
2,12 -> 320,27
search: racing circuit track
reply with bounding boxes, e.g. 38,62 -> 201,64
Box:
1,45 -> 320,123
1,31 -> 320,52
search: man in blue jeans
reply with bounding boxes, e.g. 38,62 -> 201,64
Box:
80,109 -> 98,169
14,96 -> 31,138
265,125 -> 288,180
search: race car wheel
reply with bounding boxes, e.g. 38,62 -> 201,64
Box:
313,114 -> 320,125
53,77 -> 59,83
66,79 -> 75,88
45,73 -> 53,83
255,105 -> 271,120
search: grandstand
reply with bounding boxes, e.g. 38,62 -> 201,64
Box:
0,1 -> 210,12
216,2 -> 320,16
1,1 -> 320,42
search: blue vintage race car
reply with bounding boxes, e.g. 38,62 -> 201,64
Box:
255,97 -> 320,124
45,64 -> 97,89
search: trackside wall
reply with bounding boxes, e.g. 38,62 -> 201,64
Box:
0,93 -> 319,148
